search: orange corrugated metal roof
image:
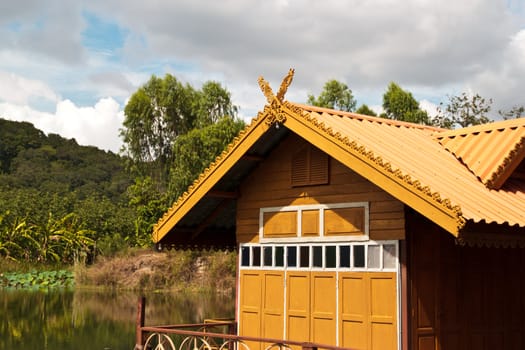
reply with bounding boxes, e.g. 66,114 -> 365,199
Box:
434,119 -> 525,189
291,103 -> 525,229
153,81 -> 525,244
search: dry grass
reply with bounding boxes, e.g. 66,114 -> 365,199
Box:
77,248 -> 236,293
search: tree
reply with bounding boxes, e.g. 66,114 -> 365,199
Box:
435,93 -> 493,128
382,82 -> 430,124
307,80 -> 357,112
120,75 -> 238,190
196,81 -> 238,127
355,104 -> 377,117
126,176 -> 168,247
0,119 -> 46,173
168,117 -> 245,201
121,75 -> 197,187
498,105 -> 525,120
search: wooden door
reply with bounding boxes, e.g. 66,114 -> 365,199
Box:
339,272 -> 398,350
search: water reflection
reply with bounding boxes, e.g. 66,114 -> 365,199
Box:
0,289 -> 235,349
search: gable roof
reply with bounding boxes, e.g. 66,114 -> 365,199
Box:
435,119 -> 525,189
153,75 -> 525,246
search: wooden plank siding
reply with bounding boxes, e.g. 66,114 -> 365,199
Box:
236,133 -> 405,243
409,212 -> 525,350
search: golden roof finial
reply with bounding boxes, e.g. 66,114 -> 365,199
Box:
258,69 -> 295,126
258,68 -> 295,105
276,68 -> 295,102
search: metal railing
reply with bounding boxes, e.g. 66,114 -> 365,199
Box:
134,297 -> 356,350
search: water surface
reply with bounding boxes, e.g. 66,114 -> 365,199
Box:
0,289 -> 235,350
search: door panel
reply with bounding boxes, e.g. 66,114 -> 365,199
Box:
369,273 -> 397,350
340,273 -> 367,349
287,272 -> 310,342
311,272 -> 336,345
262,272 -> 285,342
240,271 -> 263,350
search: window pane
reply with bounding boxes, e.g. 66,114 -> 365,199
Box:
263,246 -> 273,267
241,246 -> 250,267
326,246 -> 336,268
252,246 -> 261,267
367,245 -> 380,269
287,246 -> 297,267
300,246 -> 310,268
353,245 -> 365,268
313,246 -> 322,267
339,246 -> 351,268
275,246 -> 284,267
383,244 -> 397,269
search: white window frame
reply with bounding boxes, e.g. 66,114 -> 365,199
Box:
238,241 -> 398,272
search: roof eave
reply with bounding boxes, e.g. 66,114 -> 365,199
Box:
152,109 -> 273,243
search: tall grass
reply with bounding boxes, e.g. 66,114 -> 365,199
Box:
79,248 -> 237,293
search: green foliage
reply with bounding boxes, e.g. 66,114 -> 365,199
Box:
355,104 -> 377,116
498,105 -> 525,120
435,92 -> 493,128
126,177 -> 168,246
196,81 -> 239,126
0,119 -> 46,173
0,270 -> 74,289
0,118 -> 136,263
307,80 -> 357,112
382,82 -> 430,124
168,117 -> 245,201
0,211 -> 95,264
120,75 -> 243,247
121,74 -> 238,190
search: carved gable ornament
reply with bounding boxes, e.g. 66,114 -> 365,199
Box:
258,68 -> 296,126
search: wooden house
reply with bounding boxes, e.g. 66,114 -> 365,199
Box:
152,71 -> 525,350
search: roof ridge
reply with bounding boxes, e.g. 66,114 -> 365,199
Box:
434,117 -> 525,189
434,117 -> 525,138
291,102 -> 445,132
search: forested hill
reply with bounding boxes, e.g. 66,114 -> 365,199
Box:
0,118 -> 130,200
0,75 -> 245,266
0,118 -> 138,263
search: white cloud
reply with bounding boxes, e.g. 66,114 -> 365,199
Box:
1,0 -> 524,154
470,28 -> 525,114
55,98 -> 124,152
81,0 -> 524,113
0,97 -> 124,153
419,99 -> 439,118
0,71 -> 59,105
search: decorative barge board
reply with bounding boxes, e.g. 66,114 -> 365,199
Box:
152,70 -> 525,350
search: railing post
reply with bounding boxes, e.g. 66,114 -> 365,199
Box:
134,296 -> 146,350
301,343 -> 318,350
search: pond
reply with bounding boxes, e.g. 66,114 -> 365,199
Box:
0,289 -> 235,349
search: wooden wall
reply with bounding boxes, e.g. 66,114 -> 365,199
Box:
236,133 -> 405,243
409,212 -> 525,350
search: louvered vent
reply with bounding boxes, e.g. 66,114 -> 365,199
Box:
291,146 -> 329,187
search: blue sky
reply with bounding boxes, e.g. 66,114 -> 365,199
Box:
0,0 -> 524,152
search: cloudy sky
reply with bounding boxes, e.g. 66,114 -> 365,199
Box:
1,0 -> 524,152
